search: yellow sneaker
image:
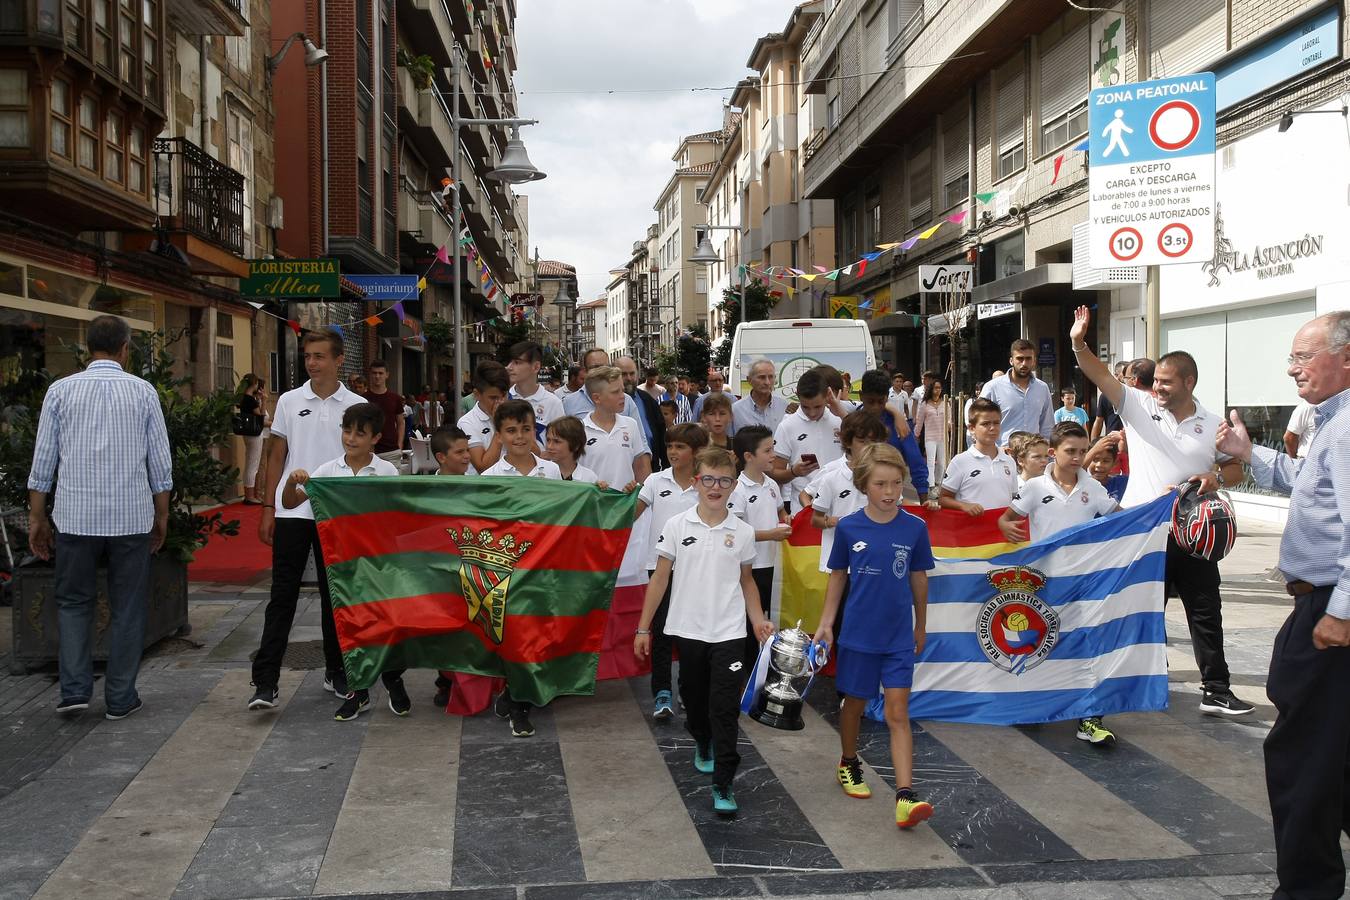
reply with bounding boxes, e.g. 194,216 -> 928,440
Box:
836,757 -> 871,799
895,794 -> 933,829
1076,717 -> 1116,746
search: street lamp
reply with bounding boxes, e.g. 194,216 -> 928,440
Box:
265,32 -> 328,80
445,46 -> 547,408
687,224 -> 746,332
551,278 -> 577,363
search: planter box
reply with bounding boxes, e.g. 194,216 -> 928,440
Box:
10,555 -> 190,675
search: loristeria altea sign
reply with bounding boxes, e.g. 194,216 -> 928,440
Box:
242,258 -> 341,299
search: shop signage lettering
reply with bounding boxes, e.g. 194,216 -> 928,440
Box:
919,265 -> 973,293
1201,205 -> 1325,287
242,258 -> 341,299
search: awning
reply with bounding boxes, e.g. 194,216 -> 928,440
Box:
971,263 -> 1073,304
928,305 -> 974,335
867,313 -> 922,333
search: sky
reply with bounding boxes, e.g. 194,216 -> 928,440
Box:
514,0 -> 792,300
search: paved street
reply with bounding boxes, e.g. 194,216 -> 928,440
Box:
0,523 -> 1295,900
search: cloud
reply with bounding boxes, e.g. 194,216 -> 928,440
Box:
514,0 -> 789,299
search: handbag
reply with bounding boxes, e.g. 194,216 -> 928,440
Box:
232,410 -> 263,437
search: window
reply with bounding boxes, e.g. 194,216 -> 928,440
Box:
863,189 -> 881,250
1039,17 -> 1089,152
77,94 -> 98,170
104,108 -> 124,183
142,0 -> 158,100
0,69 -> 27,148
356,0 -> 371,89
215,341 -> 235,392
50,79 -> 71,158
118,0 -> 138,87
941,103 -> 968,210
128,124 -> 144,192
888,0 -> 920,46
694,270 -> 706,294
93,0 -> 112,68
839,203 -> 856,262
906,137 -> 931,229
995,54 -> 1025,180
1149,0 -> 1226,79
225,24 -> 250,72
64,0 -> 84,51
216,310 -> 233,338
826,64 -> 841,128
226,104 -> 252,253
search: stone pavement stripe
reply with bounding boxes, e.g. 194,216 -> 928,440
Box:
30,669 -> 302,900
1161,690 -> 1273,754
923,720 -> 1195,861
173,669 -> 370,900
980,849 -> 1278,884
524,875 -> 763,899
750,702 -> 965,871
629,678 -> 842,876
313,670 -> 461,895
1112,711 -> 1271,822
553,678 -> 717,882
0,667 -> 222,900
803,685 -> 1081,866
451,702 -> 587,888
205,591 -> 272,662
0,679 -> 104,801
1016,722 -> 1272,855
758,866 -> 989,896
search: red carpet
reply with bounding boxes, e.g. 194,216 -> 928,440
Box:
189,502 -> 272,584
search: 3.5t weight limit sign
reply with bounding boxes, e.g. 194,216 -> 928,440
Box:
1088,73 -> 1216,268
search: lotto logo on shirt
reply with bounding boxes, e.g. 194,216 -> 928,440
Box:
586,438 -> 598,446
851,540 -> 868,552
298,409 -> 312,417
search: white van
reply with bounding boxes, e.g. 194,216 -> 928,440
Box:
729,319 -> 876,401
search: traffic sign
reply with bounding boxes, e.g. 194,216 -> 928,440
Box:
1088,73 -> 1216,268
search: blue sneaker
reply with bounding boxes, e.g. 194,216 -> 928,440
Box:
712,784 -> 737,815
693,741 -> 714,774
653,690 -> 674,720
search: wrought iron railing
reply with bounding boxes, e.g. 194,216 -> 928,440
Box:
152,137 -> 244,256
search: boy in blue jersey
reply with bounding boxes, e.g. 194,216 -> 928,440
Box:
815,443 -> 936,829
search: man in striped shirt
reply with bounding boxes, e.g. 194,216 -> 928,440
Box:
27,315 -> 173,720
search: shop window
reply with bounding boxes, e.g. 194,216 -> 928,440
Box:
127,123 -> 144,193
77,94 -> 98,171
0,259 -> 22,296
104,108 -> 124,184
50,78 -> 71,159
0,69 -> 28,148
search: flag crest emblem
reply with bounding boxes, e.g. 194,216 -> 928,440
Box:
978,566 -> 1059,675
451,526 -> 532,644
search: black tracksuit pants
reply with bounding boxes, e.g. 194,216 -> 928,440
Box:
1165,535 -> 1231,693
252,518 -> 344,690
648,569 -> 674,697
675,636 -> 744,789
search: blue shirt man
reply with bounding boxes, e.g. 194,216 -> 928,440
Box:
980,362 -> 1054,444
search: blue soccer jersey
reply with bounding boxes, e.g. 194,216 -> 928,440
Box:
826,509 -> 935,654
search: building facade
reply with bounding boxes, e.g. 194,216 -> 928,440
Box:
653,130 -> 719,347
577,296 -> 605,356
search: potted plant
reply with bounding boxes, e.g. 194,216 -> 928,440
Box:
0,329 -> 240,673
406,53 -> 437,91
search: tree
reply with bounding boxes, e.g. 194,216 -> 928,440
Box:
711,279 -> 780,369
675,324 -> 711,381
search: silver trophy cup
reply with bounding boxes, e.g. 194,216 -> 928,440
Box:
750,622 -> 816,731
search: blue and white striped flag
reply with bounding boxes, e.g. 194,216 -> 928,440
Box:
905,494 -> 1173,726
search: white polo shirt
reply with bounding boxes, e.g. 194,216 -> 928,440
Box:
564,464 -> 599,484
456,403 -> 495,476
942,444 -> 1018,509
728,471 -> 784,569
582,412 -> 647,487
1117,387 -> 1228,509
483,453 -> 561,479
1010,464 -> 1117,542
773,407 -> 843,499
510,383 -> 565,435
270,380 -> 366,520
308,453 -> 400,480
638,468 -> 699,571
810,457 -> 868,572
656,506 -> 758,644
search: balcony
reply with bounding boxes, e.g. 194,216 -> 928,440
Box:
398,65 -> 453,168
397,0 -> 453,67
121,137 -> 246,276
398,182 -> 452,252
165,0 -> 247,36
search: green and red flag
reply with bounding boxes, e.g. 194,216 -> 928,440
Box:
306,476 -> 639,706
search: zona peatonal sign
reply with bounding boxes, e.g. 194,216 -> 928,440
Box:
1088,73 -> 1216,268
242,258 -> 341,299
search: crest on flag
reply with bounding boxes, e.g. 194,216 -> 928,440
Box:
450,526 -> 532,644
977,566 -> 1059,675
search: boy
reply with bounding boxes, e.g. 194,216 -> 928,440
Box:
815,443 -> 935,828
772,369 -> 844,509
729,425 -> 791,664
858,369 -> 929,502
1085,433 -> 1129,503
700,391 -> 734,450
506,340 -> 566,444
483,400 -> 562,479
280,403 -> 409,721
998,422 -> 1120,745
581,365 -> 651,490
659,399 -> 678,430
1055,387 -> 1089,427
940,398 -> 1017,516
429,424 -> 471,710
812,411 -> 888,574
458,360 -> 509,474
635,448 -> 775,815
635,423 -> 709,718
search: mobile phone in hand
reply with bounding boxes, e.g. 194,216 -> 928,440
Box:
801,453 -> 818,466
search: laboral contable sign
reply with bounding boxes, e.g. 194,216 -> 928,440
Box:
1088,73 -> 1216,268
919,265 -> 972,292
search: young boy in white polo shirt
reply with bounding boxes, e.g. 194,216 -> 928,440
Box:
772,369 -> 843,510
483,399 -> 562,479
635,422 -> 709,719
581,365 -> 651,490
506,340 -> 565,446
635,447 -> 775,816
279,402 -> 406,721
728,425 -> 790,665
459,360 -> 509,474
998,421 -> 1121,745
940,398 -> 1018,515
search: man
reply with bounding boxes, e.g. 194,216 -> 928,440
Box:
562,348 -> 651,457
1069,306 -> 1253,717
674,375 -> 695,424
361,360 -> 405,455
909,371 -> 936,421
691,368 -> 739,421
556,364 -> 582,400
888,371 -> 909,407
1128,357 -> 1155,391
617,355 -> 667,470
1216,311 -> 1350,899
249,330 -> 366,711
1282,399 -> 1317,458
27,315 -> 172,720
640,366 -> 666,403
980,340 -> 1054,444
506,340 -> 565,443
1091,361 -> 1128,442
731,359 -> 788,435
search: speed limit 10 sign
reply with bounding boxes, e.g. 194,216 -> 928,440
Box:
1087,73 -> 1216,268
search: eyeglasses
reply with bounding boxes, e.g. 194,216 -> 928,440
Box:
695,475 -> 736,489
1287,346 -> 1332,367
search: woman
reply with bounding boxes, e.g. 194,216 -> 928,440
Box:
237,374 -> 268,504
916,379 -> 948,489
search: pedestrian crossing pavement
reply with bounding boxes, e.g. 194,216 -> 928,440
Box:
0,660 -> 1281,900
